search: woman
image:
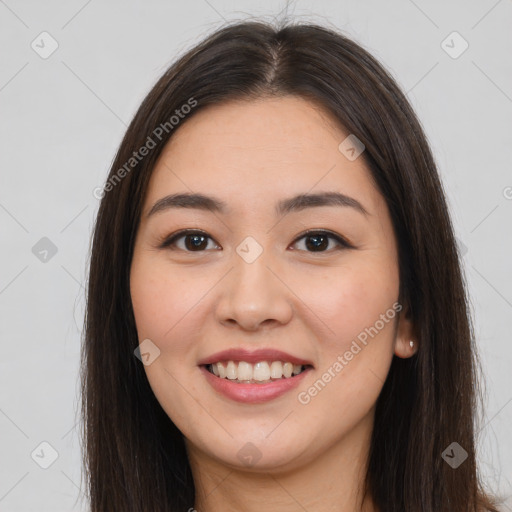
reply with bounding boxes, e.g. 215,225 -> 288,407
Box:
81,20 -> 501,511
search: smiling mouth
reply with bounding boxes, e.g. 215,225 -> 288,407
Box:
203,360 -> 313,384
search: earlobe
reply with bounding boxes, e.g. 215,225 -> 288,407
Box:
394,338 -> 418,358
394,302 -> 418,358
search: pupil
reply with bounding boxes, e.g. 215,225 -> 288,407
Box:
306,234 -> 327,251
186,234 -> 207,251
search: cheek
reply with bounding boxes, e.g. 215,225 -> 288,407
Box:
296,260 -> 399,418
294,257 -> 399,347
130,257 -> 206,425
130,257 -> 198,345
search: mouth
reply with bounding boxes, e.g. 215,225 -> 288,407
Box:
197,348 -> 314,403
199,363 -> 313,404
202,360 -> 314,384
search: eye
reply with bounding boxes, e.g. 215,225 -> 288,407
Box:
290,230 -> 352,253
158,229 -> 220,252
158,229 -> 352,253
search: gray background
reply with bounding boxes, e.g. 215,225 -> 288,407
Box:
1,0 -> 511,510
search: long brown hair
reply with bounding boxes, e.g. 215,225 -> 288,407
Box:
81,20 -> 500,511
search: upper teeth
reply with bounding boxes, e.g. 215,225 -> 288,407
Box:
209,361 -> 305,381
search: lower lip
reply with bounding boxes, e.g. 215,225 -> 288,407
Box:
199,365 -> 312,404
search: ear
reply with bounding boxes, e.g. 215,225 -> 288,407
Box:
394,301 -> 418,358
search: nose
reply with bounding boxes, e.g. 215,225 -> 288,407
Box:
215,251 -> 293,332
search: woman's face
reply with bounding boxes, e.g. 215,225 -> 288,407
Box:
130,96 -> 414,472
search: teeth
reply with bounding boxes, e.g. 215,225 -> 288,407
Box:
270,361 -> 282,378
226,361 -> 237,380
208,360 -> 307,383
237,361 -> 252,381
253,361 -> 270,381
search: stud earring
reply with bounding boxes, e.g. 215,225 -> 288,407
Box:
409,340 -> 414,348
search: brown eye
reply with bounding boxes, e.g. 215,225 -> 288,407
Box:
159,230 -> 220,252
291,230 -> 351,253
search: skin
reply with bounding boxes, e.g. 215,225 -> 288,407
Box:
130,96 -> 416,512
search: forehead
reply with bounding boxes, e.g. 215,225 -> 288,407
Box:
143,96 -> 382,217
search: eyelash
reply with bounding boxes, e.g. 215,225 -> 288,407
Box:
157,229 -> 354,253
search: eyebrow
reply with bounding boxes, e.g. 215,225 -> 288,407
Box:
146,191 -> 370,218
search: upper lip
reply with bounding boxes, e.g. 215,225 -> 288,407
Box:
198,348 -> 314,367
